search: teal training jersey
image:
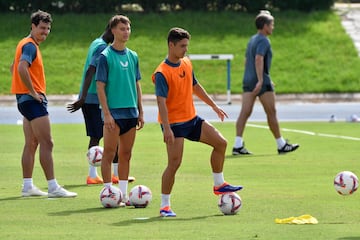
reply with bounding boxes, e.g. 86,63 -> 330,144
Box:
79,38 -> 107,104
100,46 -> 139,109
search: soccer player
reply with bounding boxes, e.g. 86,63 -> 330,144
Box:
67,23 -> 135,185
232,10 -> 299,155
96,15 -> 144,205
152,27 -> 243,217
11,10 -> 77,198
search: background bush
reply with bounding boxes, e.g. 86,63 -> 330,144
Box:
0,0 -> 335,13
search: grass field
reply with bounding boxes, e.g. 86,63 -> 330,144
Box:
0,122 -> 359,239
1,10 -> 360,95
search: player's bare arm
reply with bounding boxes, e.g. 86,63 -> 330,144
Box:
193,83 -> 228,121
253,54 -> 264,95
156,96 -> 174,144
96,81 -> 115,130
18,60 -> 43,102
136,81 -> 145,130
67,65 -> 96,113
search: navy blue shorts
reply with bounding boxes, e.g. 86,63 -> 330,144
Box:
243,83 -> 274,96
114,118 -> 138,135
16,94 -> 48,121
81,104 -> 103,138
162,116 -> 204,141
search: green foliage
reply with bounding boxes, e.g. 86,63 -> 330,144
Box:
0,122 -> 360,239
1,10 -> 360,95
272,0 -> 335,11
0,0 -> 335,13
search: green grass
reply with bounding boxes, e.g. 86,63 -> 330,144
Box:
1,10 -> 360,95
0,122 -> 359,239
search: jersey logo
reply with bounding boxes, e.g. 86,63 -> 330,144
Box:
120,61 -> 128,67
179,71 -> 185,78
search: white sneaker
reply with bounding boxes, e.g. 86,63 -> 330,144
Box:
22,186 -> 48,197
48,187 -> 77,198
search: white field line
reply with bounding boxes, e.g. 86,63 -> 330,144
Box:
246,123 -> 360,141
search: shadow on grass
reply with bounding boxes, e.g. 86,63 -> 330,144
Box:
111,213 -> 223,226
226,153 -> 278,159
0,196 -> 27,201
337,237 -> 360,240
0,184 -> 87,202
62,184 -> 89,190
48,207 -> 105,216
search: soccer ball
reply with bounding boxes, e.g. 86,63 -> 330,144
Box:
218,192 -> 242,215
129,185 -> 152,208
87,146 -> 103,167
334,171 -> 359,195
99,186 -> 123,208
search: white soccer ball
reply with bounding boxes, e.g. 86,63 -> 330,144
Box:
334,171 -> 359,195
129,185 -> 152,208
87,146 -> 103,166
218,192 -> 242,215
99,186 -> 123,208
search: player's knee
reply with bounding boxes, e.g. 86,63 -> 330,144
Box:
215,137 -> 227,152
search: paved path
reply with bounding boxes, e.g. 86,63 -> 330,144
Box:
335,3 -> 360,56
1,100 -> 359,124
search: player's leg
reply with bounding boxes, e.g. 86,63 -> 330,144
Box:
259,92 -> 299,154
89,137 -> 101,148
199,120 -> 226,173
117,127 -> 136,201
111,145 -> 119,184
259,91 -> 281,138
83,104 -> 103,184
101,123 -> 119,184
162,137 -> 184,194
21,117 -> 46,196
199,120 -> 243,195
30,115 -> 77,197
111,144 -> 136,184
21,117 -> 38,179
86,136 -> 103,184
30,115 -> 55,181
233,92 -> 256,155
160,137 -> 184,217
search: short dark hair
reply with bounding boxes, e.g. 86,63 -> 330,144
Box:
255,10 -> 274,30
31,10 -> 52,26
109,15 -> 131,29
167,27 -> 191,44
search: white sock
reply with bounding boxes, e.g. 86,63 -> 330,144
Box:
89,165 -> 98,178
234,136 -> 243,148
113,163 -> 119,177
104,182 -> 112,188
47,179 -> 60,192
23,178 -> 33,191
276,137 -> 286,149
119,180 -> 128,200
213,172 -> 225,187
161,194 -> 170,208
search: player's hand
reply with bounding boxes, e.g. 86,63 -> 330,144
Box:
137,114 -> 145,130
163,127 -> 175,145
213,105 -> 228,122
252,82 -> 262,96
30,92 -> 43,103
67,99 -> 85,113
103,114 -> 115,130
